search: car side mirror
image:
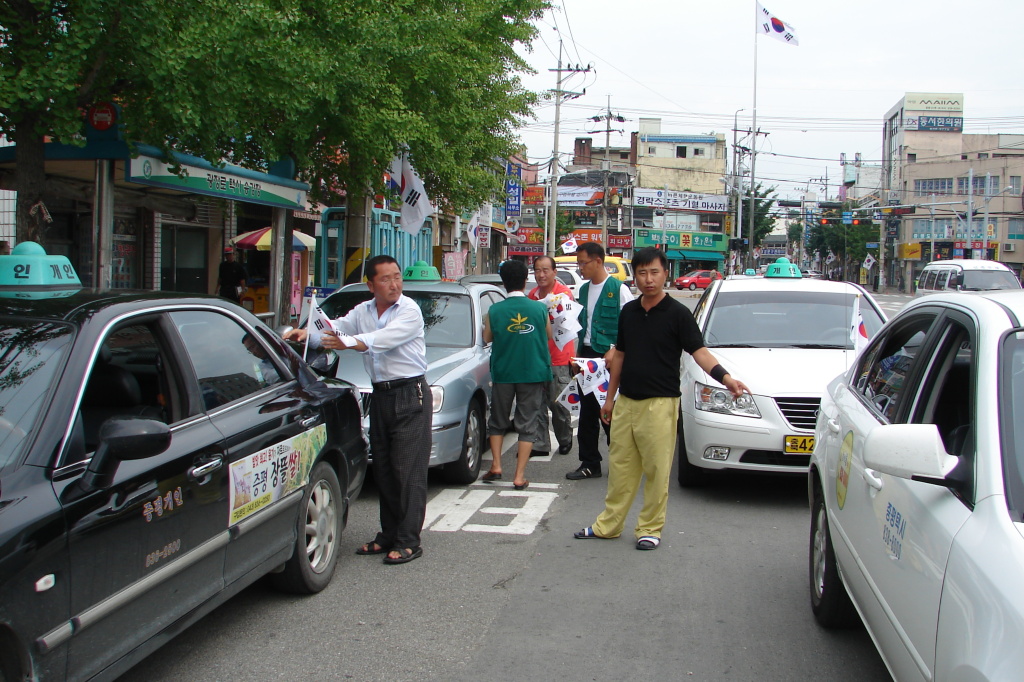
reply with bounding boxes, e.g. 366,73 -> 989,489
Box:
863,423 -> 959,484
79,418 -> 172,492
305,348 -> 339,377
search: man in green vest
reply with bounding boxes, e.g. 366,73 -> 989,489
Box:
480,259 -> 553,490
567,242 -> 634,480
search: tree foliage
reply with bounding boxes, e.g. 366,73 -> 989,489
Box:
0,0 -> 548,242
738,182 -> 778,247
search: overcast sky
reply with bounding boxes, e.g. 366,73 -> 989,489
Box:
516,0 -> 1024,201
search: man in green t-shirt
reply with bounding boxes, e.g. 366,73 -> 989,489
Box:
480,259 -> 553,490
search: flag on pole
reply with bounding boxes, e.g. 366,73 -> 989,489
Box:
561,236 -> 578,254
756,2 -> 799,45
387,153 -> 433,236
863,253 -> 876,270
849,295 -> 868,353
465,211 -> 481,250
826,251 -> 835,264
304,297 -> 335,361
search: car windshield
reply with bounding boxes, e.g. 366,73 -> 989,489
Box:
320,290 -> 474,348
961,270 -> 1021,291
0,320 -> 75,469
703,291 -> 886,349
1001,331 -> 1024,521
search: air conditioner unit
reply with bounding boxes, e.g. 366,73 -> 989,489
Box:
1003,243 -> 1016,252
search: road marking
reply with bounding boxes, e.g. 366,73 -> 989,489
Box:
472,481 -> 560,489
424,488 -> 558,535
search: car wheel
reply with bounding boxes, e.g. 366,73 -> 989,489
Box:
442,400 -> 484,484
809,487 -> 857,627
675,284 -> 683,290
675,412 -> 705,487
272,461 -> 342,594
688,283 -> 697,291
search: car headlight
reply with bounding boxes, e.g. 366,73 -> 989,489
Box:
430,385 -> 443,413
694,381 -> 760,418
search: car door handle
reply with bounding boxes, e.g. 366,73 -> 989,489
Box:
862,467 -> 884,490
299,415 -> 320,428
188,458 -> 223,482
827,419 -> 841,434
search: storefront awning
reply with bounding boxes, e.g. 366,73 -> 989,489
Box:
667,249 -> 724,261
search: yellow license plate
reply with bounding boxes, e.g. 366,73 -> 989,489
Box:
784,435 -> 815,454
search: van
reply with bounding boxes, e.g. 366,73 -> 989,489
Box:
915,259 -> 1021,297
555,255 -> 633,287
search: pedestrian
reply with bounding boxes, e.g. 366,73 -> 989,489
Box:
528,255 -> 575,457
283,255 -> 430,565
217,247 -> 247,303
480,259 -> 552,490
566,241 -> 633,480
574,248 -> 749,550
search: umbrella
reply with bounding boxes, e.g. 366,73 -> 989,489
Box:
230,227 -> 317,252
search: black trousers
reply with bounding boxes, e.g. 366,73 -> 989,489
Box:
368,377 -> 431,550
576,345 -> 610,471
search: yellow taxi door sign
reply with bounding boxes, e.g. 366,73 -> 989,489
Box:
836,431 -> 855,510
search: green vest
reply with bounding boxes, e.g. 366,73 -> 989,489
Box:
577,277 -> 621,353
488,296 -> 553,384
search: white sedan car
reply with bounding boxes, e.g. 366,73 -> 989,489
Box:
809,290 -> 1024,681
677,275 -> 886,486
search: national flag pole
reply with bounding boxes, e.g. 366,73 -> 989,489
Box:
749,0 -> 759,272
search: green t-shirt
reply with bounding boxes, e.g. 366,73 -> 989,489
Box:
488,295 -> 553,384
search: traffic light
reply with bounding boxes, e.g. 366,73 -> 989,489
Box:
728,238 -> 747,251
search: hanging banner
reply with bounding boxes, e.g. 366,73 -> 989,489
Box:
634,188 -> 728,213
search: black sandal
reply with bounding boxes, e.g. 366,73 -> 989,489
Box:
355,540 -> 389,555
383,547 -> 423,564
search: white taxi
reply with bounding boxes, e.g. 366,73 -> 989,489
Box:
809,290 -> 1024,681
677,258 -> 886,486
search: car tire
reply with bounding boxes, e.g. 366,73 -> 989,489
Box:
272,461 -> 342,594
675,412 -> 705,488
688,283 -> 697,291
442,399 -> 484,485
675,284 -> 683,290
809,487 -> 857,628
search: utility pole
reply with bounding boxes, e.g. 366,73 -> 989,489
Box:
589,96 -> 625,249
731,109 -> 745,275
746,127 -> 769,269
545,45 -> 590,257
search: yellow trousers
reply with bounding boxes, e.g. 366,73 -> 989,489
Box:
592,395 -> 680,540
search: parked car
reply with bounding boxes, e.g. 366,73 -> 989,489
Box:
320,280 -> 504,484
809,289 -> 1024,681
555,255 -> 633,288
0,245 -> 367,682
800,268 -> 824,279
677,269 -> 886,486
674,269 -> 722,290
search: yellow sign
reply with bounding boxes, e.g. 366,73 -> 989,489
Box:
898,243 -> 922,260
836,431 -> 855,510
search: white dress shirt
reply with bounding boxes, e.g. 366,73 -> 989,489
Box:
311,294 -> 427,383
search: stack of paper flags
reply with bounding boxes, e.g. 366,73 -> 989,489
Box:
541,292 -> 581,351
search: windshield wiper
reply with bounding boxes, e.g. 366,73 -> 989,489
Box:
790,343 -> 848,349
707,343 -> 758,348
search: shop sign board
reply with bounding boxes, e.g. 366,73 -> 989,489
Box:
127,156 -> 307,209
634,188 -> 728,213
634,230 -> 723,249
505,162 -> 522,217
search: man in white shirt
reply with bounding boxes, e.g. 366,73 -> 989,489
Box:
567,242 -> 633,480
285,255 -> 429,565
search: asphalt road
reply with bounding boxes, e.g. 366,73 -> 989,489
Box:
119,288 -> 903,682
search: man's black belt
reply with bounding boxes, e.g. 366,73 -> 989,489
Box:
371,375 -> 424,391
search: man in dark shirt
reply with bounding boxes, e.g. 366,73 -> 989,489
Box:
573,248 -> 749,550
217,247 -> 247,302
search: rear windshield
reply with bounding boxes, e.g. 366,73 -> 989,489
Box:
704,291 -> 886,349
961,270 -> 1020,291
320,291 -> 474,348
0,320 -> 74,469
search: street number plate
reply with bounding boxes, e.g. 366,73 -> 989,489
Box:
784,435 -> 815,454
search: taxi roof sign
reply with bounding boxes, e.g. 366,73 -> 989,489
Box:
0,241 -> 83,289
402,260 -> 441,281
764,256 -> 803,279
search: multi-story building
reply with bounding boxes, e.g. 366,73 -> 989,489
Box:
882,92 -> 1024,285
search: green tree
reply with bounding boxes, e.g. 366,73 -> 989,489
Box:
0,0 -> 548,244
738,182 -> 778,247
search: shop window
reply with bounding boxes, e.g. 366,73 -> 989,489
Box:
676,146 -> 687,159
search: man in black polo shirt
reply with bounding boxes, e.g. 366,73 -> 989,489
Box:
573,248 -> 748,550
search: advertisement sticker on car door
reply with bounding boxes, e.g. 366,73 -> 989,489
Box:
229,424 -> 327,525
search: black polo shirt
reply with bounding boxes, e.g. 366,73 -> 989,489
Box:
616,294 -> 705,400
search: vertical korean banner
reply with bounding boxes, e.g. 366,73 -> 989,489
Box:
505,162 -> 522,217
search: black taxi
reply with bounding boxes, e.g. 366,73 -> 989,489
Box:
0,243 -> 367,681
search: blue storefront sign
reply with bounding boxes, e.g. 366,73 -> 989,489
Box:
505,162 -> 522,217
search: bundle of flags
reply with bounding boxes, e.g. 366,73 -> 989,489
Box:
303,296 -> 356,360
387,153 -> 433,237
556,357 -> 612,414
539,292 -> 581,351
